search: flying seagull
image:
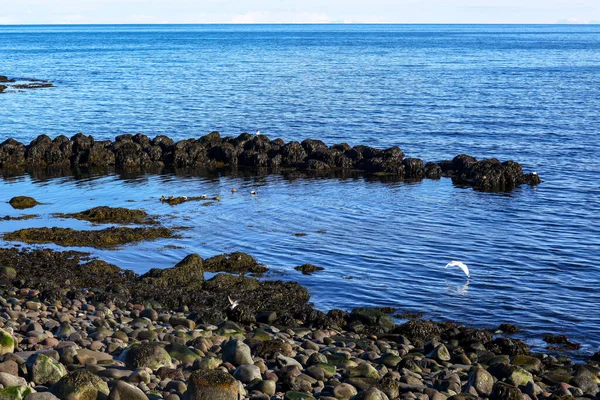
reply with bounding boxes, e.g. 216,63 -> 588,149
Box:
227,295 -> 239,310
445,261 -> 470,278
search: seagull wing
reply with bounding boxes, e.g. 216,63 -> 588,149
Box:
445,261 -> 470,278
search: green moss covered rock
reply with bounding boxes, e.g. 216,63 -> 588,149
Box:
27,353 -> 67,385
125,343 -> 171,370
0,330 -> 14,355
184,369 -> 239,400
51,369 -> 109,400
9,196 -> 39,209
0,386 -> 35,400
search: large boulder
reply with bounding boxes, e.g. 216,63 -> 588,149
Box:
349,308 -> 395,333
467,368 -> 495,397
141,254 -> 204,288
51,369 -> 110,400
27,353 -> 67,386
183,369 -> 239,400
124,343 -> 172,370
8,196 -> 39,210
222,340 -> 253,366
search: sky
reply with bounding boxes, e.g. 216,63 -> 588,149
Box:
0,0 -> 599,25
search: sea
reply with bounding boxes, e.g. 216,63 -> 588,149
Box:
1,24 -> 599,355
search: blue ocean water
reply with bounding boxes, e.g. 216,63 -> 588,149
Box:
1,25 -> 600,353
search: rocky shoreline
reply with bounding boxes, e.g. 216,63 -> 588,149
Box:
0,246 -> 598,400
0,133 -> 541,192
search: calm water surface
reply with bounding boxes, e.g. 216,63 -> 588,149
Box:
1,25 -> 599,354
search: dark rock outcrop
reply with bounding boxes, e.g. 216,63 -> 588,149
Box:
0,133 -> 541,192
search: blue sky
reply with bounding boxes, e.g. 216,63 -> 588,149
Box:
1,0 -> 599,25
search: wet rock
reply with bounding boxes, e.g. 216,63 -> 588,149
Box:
125,343 -> 172,370
293,264 -> 324,275
203,252 -> 268,274
57,206 -> 154,224
394,319 -> 442,341
184,369 -> 239,400
4,226 -> 174,248
349,308 -> 395,333
498,324 -> 521,334
142,254 -> 204,288
8,196 -> 39,209
51,369 -> 110,400
0,139 -> 26,169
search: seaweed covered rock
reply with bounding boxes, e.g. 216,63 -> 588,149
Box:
26,353 -> 67,386
57,206 -> 153,224
294,264 -> 324,275
0,133 -> 541,192
8,196 -> 39,209
0,139 -> 26,169
184,369 -> 239,400
142,254 -> 204,287
3,226 -> 174,248
51,369 -> 109,400
440,154 -> 541,191
125,343 -> 172,370
394,319 -> 442,341
349,308 -> 395,333
204,252 -> 268,274
0,386 -> 35,400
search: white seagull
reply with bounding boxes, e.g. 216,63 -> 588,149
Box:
445,261 -> 470,278
255,130 -> 261,136
227,295 -> 239,310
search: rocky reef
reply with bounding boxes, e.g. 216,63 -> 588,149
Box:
0,76 -> 54,93
0,248 -> 597,400
0,133 -> 541,192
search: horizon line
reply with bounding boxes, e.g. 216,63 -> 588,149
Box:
1,22 -> 599,26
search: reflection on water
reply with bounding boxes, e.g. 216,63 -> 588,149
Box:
0,170 -> 599,357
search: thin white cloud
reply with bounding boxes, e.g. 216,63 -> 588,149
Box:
230,11 -> 332,24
